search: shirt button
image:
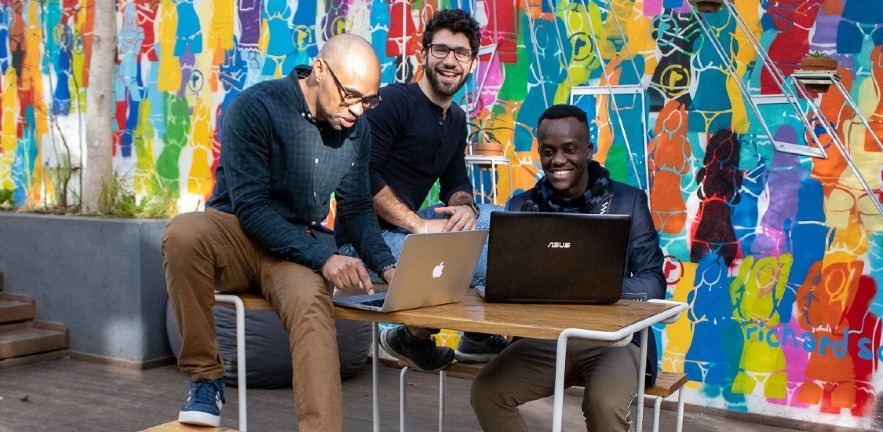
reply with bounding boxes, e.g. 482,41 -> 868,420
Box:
315,158 -> 319,164
311,221 -> 317,226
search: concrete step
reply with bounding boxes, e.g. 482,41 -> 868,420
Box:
0,293 -> 36,324
0,320 -> 69,360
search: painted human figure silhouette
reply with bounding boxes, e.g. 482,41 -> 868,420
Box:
690,129 -> 743,267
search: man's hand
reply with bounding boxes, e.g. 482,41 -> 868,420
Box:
433,205 -> 478,231
321,254 -> 375,295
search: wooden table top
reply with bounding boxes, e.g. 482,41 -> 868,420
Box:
333,289 -> 682,341
219,288 -> 684,341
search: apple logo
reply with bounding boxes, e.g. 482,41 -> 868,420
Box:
432,261 -> 445,278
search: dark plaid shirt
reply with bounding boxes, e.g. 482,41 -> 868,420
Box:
207,66 -> 395,274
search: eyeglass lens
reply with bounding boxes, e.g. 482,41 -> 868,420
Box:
429,44 -> 474,62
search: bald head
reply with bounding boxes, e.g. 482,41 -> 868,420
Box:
319,34 -> 381,92
303,34 -> 382,130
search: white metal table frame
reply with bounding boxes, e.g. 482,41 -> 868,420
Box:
552,299 -> 688,432
364,299 -> 689,432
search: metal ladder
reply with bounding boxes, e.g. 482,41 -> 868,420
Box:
690,0 -> 883,216
561,0 -> 650,193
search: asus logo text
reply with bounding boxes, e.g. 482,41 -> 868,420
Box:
547,242 -> 571,249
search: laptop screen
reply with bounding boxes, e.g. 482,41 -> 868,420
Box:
483,212 -> 631,304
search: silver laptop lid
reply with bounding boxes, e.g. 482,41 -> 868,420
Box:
335,230 -> 488,312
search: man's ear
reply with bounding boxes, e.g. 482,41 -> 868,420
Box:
468,56 -> 479,74
312,58 -> 325,82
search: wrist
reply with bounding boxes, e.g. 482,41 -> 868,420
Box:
465,201 -> 480,218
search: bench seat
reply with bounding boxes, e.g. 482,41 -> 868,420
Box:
139,420 -> 239,431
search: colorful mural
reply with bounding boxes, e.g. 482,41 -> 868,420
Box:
1,0 -> 882,427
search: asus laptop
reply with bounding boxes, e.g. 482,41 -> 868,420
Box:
333,230 -> 488,312
478,212 -> 631,304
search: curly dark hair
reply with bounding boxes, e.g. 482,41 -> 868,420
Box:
422,9 -> 481,55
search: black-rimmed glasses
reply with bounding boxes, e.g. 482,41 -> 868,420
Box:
321,59 -> 382,110
426,43 -> 475,63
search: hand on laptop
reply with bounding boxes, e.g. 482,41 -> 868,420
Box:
321,254 -> 375,295
428,205 -> 477,232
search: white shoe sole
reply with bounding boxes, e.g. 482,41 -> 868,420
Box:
178,410 -> 221,427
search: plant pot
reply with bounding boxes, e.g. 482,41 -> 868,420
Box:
472,142 -> 504,157
690,0 -> 724,13
798,56 -> 838,93
799,56 -> 838,72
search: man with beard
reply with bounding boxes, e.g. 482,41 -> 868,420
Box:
335,9 -> 508,373
470,104 -> 665,431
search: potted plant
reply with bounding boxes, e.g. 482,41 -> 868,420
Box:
688,0 -> 724,13
798,51 -> 839,93
467,121 -> 506,157
471,131 -> 505,156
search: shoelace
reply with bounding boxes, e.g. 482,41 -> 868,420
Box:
192,380 -> 225,405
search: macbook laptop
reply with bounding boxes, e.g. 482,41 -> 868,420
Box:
333,230 -> 488,312
478,212 -> 631,304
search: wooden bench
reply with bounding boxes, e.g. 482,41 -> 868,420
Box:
380,357 -> 687,432
139,420 -> 239,431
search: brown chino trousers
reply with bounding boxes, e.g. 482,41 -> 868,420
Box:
163,208 -> 342,432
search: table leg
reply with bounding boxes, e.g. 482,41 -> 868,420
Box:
552,333 -> 569,432
636,328 -> 649,431
372,323 -> 380,432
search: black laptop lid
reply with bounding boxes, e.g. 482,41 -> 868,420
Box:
484,212 -> 631,304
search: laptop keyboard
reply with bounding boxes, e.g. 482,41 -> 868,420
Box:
359,298 -> 386,308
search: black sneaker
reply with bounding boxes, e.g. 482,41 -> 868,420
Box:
379,326 -> 454,373
455,334 -> 510,363
178,378 -> 225,426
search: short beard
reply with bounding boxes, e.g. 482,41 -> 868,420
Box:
425,65 -> 468,97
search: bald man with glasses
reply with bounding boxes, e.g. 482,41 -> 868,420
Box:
163,34 -> 396,430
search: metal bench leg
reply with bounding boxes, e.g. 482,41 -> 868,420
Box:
676,387 -> 685,432
214,294 -> 247,431
652,395 -> 662,432
400,366 -> 410,431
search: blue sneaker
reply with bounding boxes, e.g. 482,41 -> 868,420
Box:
178,378 -> 225,426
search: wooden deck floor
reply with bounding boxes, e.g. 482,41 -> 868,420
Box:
0,357 -> 824,432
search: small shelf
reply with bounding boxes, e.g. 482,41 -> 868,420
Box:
464,155 -> 512,205
792,69 -> 842,84
464,155 -> 510,166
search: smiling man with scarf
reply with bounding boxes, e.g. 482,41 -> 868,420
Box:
470,104 -> 666,431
